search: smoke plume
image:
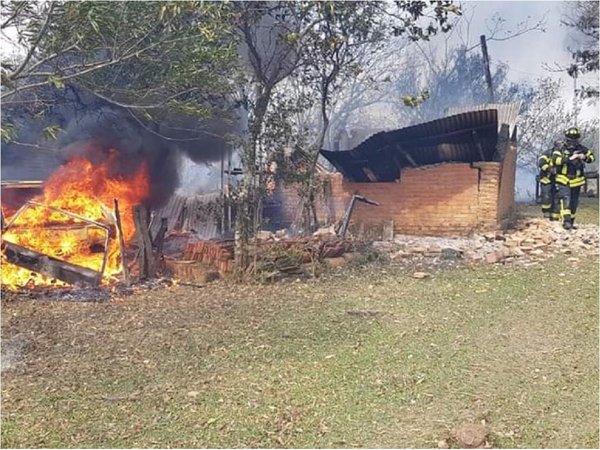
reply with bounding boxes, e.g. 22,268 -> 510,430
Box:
2,93 -> 237,207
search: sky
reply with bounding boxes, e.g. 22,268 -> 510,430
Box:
460,0 -> 598,121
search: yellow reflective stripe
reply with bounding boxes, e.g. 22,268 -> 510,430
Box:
541,203 -> 552,208
553,151 -> 563,165
540,177 -> 551,184
570,178 -> 586,187
587,151 -> 595,162
555,174 -> 570,184
540,163 -> 550,171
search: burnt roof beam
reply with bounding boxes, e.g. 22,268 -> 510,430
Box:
471,130 -> 487,161
396,144 -> 418,168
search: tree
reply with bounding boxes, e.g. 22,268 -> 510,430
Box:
1,1 -> 239,138
287,1 -> 461,231
562,0 -> 599,99
230,0 -> 461,267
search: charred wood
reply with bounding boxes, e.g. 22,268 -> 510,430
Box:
2,241 -> 102,286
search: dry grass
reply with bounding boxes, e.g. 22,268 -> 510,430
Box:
1,200 -> 598,448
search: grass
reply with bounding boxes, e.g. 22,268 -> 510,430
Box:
1,200 -> 598,448
515,196 -> 599,224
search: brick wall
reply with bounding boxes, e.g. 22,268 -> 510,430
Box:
271,161 -> 510,236
497,142 -> 517,224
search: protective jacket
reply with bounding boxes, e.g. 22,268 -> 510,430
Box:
538,148 -> 555,184
552,143 -> 595,187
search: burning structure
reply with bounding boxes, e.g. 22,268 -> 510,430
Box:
1,103 -> 519,289
1,153 -> 149,289
0,103 -> 233,290
270,104 -> 519,236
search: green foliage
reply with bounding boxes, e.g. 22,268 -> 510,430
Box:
47,74 -> 64,89
1,1 -> 239,119
562,1 -> 599,98
0,123 -> 18,143
400,89 -> 430,107
42,124 -> 62,141
392,1 -> 461,39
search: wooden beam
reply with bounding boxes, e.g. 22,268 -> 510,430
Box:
113,199 -> 130,287
2,241 -> 102,286
396,144 -> 418,168
133,205 -> 156,279
152,217 -> 168,260
338,194 -> 379,239
362,167 -> 378,182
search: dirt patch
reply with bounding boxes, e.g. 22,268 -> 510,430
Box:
1,334 -> 30,373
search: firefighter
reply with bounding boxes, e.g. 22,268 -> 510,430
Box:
552,127 -> 596,229
538,140 -> 561,220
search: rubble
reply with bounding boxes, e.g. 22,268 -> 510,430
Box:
376,217 -> 598,267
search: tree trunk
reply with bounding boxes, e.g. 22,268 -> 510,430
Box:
300,87 -> 331,232
234,87 -> 271,271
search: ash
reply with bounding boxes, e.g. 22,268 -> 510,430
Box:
1,278 -> 176,303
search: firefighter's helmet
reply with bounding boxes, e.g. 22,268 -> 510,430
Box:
564,127 -> 581,141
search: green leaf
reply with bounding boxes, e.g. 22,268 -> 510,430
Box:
43,124 -> 62,141
47,74 -> 64,89
1,123 -> 18,143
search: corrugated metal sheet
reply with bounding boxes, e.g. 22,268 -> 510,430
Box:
446,102 -> 520,137
320,105 -> 518,182
1,147 -> 62,182
150,192 -> 221,239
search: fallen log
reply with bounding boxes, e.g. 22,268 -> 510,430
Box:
2,241 -> 102,286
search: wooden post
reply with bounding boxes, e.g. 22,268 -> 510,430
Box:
480,35 -> 495,103
133,204 -> 155,279
152,217 -> 168,260
113,199 -> 130,286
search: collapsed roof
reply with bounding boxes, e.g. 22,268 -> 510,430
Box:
320,104 -> 519,182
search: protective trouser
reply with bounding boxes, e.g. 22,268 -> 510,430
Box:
539,181 -> 557,219
556,183 -> 581,228
569,185 -> 581,225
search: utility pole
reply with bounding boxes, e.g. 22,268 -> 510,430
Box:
220,147 -> 225,234
572,66 -> 579,127
480,35 -> 495,103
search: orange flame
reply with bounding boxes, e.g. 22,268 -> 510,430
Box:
1,152 -> 150,289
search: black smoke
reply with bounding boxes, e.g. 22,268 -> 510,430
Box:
2,87 -> 238,208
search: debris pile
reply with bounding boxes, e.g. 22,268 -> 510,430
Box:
379,218 -> 598,266
162,240 -> 231,283
162,235 -> 354,282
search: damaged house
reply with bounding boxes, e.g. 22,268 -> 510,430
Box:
270,104 -> 519,236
